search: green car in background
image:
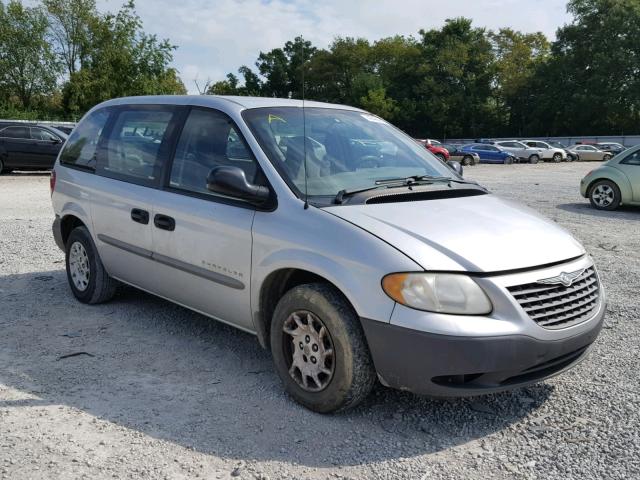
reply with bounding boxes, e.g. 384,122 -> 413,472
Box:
580,145 -> 640,210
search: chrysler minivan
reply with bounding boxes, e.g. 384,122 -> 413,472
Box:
51,96 -> 605,412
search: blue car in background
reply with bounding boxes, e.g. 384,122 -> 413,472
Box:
461,143 -> 516,164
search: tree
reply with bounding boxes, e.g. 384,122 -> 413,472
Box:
0,1 -> 60,109
417,18 -> 497,138
531,0 -> 640,135
42,0 -> 96,78
62,0 -> 185,113
490,28 -> 550,136
207,73 -> 239,95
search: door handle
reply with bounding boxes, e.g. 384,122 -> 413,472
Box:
130,208 -> 149,224
154,214 -> 175,231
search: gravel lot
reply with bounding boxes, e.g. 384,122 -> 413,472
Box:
1,163 -> 639,480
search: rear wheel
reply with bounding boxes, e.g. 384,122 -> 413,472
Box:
462,155 -> 473,166
589,180 -> 621,210
529,154 -> 540,164
552,152 -> 563,163
603,154 -> 612,161
270,283 -> 376,413
65,226 -> 118,304
504,156 -> 514,165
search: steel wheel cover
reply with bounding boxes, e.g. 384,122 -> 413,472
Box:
282,310 -> 335,392
69,241 -> 90,291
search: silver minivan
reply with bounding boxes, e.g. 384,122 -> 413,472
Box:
51,96 -> 605,412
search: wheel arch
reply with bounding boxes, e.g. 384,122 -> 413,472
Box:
586,169 -> 632,202
254,267 -> 362,350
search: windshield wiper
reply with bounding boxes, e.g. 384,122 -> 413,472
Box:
375,174 -> 452,185
334,175 -> 477,204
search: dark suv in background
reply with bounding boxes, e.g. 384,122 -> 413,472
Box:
0,123 -> 67,173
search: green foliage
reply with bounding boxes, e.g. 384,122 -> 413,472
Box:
0,0 -> 185,119
1,0 -> 640,134
0,1 -> 60,109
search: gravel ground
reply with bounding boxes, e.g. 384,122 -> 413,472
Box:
0,163 -> 639,480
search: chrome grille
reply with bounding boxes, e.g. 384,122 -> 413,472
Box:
507,267 -> 600,329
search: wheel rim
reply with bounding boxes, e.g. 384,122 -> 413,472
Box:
69,241 -> 90,291
553,153 -> 561,162
282,310 -> 335,392
592,184 -> 615,207
531,155 -> 539,163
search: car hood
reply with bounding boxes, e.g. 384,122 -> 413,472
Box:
324,194 -> 585,273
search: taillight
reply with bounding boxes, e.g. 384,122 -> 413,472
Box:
50,170 -> 56,195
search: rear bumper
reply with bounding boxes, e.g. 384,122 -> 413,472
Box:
52,215 -> 65,251
361,309 -> 604,397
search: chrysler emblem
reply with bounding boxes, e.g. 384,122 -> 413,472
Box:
538,268 -> 585,287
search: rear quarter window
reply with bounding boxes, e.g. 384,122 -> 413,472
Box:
60,109 -> 111,170
97,106 -> 178,187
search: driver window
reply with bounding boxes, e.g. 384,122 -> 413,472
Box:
621,150 -> 640,166
169,108 -> 259,197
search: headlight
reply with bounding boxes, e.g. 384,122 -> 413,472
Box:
382,273 -> 492,314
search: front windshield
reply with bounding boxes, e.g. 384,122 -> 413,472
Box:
242,107 -> 454,198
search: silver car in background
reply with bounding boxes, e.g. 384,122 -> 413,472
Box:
50,96 -> 605,412
568,144 -> 614,161
494,140 -> 544,164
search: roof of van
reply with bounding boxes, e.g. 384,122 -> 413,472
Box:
97,95 -> 364,112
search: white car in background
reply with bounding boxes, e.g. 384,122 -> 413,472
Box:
494,140 -> 544,164
521,140 -> 568,163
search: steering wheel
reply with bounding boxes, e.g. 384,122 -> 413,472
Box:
354,155 -> 381,169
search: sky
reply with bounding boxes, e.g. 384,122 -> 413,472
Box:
97,0 -> 573,93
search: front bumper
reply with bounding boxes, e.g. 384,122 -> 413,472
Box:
361,312 -> 603,397
362,255 -> 605,397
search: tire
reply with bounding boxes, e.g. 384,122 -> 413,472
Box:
529,154 -> 540,164
436,153 -> 446,162
552,152 -> 563,163
65,226 -> 118,304
504,156 -> 514,165
589,180 -> 621,211
603,154 -> 612,161
270,283 -> 376,413
462,155 -> 473,166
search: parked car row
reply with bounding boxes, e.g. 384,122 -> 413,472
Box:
414,137 -> 630,166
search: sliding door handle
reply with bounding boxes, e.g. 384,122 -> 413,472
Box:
154,214 -> 175,231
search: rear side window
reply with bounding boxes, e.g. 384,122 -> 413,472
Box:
100,108 -> 175,185
60,109 -> 110,170
0,126 -> 29,139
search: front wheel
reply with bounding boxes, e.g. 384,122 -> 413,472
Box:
589,180 -> 621,210
270,283 -> 376,413
529,154 -> 540,164
504,156 -> 514,165
603,154 -> 612,161
65,226 -> 118,304
462,155 -> 473,166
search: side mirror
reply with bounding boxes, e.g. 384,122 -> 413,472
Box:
447,160 -> 463,176
206,166 -> 270,206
